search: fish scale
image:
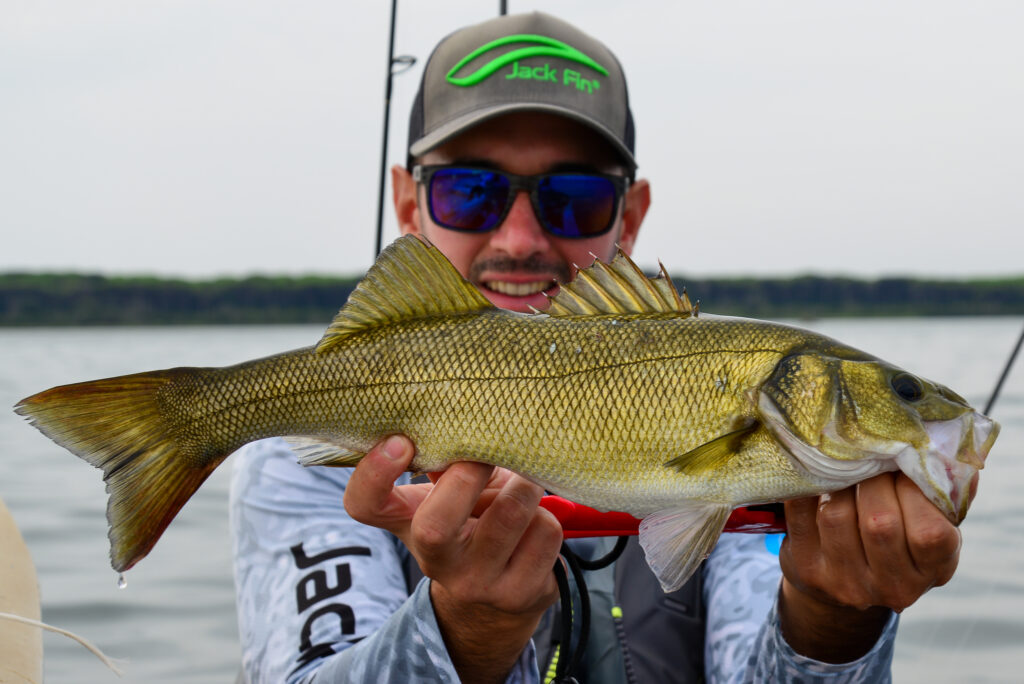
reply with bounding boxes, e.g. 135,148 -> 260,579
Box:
14,235 -> 998,592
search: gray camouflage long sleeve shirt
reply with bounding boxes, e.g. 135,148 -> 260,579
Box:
230,438 -> 897,683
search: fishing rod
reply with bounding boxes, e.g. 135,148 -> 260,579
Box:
374,2 -> 509,258
373,0 -> 416,258
984,321 -> 1024,416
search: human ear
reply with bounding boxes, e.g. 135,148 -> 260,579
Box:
391,165 -> 422,235
617,178 -> 651,255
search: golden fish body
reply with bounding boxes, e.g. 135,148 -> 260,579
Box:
169,312 -> 814,512
15,236 -> 999,591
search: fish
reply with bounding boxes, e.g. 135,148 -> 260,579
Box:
14,234 -> 999,592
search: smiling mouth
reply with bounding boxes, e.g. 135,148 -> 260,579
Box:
482,280 -> 557,297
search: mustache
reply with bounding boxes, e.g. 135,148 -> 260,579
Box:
469,255 -> 573,284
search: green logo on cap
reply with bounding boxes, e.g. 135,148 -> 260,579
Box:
446,34 -> 608,89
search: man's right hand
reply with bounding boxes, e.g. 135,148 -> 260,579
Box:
344,435 -> 564,684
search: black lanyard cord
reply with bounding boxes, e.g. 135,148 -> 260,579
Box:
551,555 -> 578,683
550,536 -> 630,683
569,535 -> 629,571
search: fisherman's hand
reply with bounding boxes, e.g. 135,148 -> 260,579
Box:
777,471 -> 969,662
344,435 -> 563,684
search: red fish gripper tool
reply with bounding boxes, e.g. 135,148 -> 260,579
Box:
539,496 -> 787,538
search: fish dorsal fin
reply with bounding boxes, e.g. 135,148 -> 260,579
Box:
543,249 -> 694,317
317,235 -> 493,352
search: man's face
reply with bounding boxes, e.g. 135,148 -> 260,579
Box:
392,112 -> 650,313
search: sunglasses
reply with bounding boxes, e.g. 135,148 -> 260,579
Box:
412,165 -> 630,239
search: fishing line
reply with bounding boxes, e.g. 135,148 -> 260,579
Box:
0,611 -> 125,675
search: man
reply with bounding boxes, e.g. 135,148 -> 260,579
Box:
231,13 -> 965,683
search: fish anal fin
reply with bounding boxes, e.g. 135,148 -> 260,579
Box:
665,422 -> 757,475
316,235 -> 493,353
639,502 -> 731,592
545,247 -> 694,317
286,437 -> 365,467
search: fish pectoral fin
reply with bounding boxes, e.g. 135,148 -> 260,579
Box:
664,423 -> 757,475
638,502 -> 732,592
286,437 -> 365,467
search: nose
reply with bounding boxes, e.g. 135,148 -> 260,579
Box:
487,190 -> 551,258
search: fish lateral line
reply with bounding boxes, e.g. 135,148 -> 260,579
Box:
12,234 -> 1000,590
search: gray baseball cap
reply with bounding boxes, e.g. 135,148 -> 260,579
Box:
407,12 -> 636,173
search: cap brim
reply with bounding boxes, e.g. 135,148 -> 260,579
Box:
408,103 -> 637,173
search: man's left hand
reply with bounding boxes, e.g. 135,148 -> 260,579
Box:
777,471 -> 968,662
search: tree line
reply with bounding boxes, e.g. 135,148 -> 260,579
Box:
1,272 -> 1023,326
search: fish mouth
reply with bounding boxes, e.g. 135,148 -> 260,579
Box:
896,412 -> 999,524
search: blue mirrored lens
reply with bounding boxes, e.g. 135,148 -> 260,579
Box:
429,169 -> 509,232
536,175 -> 616,237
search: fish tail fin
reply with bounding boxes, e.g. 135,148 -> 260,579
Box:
638,502 -> 732,592
14,369 -> 223,572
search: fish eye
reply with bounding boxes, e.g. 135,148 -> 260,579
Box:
891,373 -> 924,402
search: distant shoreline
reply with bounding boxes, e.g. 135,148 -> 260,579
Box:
2,272 -> 1023,325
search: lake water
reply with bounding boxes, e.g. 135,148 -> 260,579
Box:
1,319 -> 1022,683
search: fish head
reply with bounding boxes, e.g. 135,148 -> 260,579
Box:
759,352 -> 999,524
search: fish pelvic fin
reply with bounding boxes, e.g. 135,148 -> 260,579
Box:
664,422 -> 758,475
639,502 -> 731,592
286,437 -> 365,467
545,248 -> 694,317
317,235 -> 494,352
14,370 -> 223,573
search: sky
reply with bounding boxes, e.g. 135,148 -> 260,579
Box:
2,1 -> 1022,280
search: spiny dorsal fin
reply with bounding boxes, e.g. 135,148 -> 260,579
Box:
543,248 -> 694,317
317,235 -> 493,352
